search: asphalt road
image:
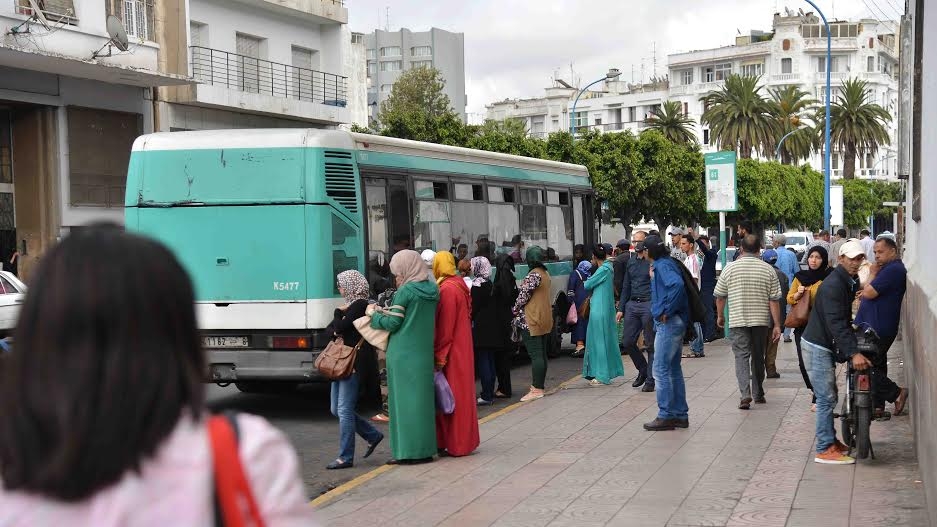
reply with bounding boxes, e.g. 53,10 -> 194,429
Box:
206,351 -> 592,499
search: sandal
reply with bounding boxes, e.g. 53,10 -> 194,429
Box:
681,352 -> 698,358
571,347 -> 585,357
371,413 -> 390,423
494,391 -> 511,399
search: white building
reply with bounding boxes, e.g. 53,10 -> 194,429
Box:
484,81 -> 577,137
158,0 -> 353,132
567,79 -> 669,136
364,27 -> 466,124
667,11 -> 900,180
0,0 -> 191,279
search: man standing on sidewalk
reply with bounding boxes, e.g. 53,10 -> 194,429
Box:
802,230 -> 832,264
761,249 -> 791,379
696,235 -> 719,341
801,240 -> 870,465
829,229 -> 848,267
642,234 -> 690,431
680,234 -> 705,358
613,238 -> 631,305
859,229 -> 876,263
854,233 -> 909,417
715,235 -> 783,410
669,228 -> 687,262
617,233 -> 655,393
773,234 -> 798,342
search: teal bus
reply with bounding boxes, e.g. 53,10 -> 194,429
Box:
125,129 -> 595,391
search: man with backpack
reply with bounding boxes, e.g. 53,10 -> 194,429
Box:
714,235 -> 783,410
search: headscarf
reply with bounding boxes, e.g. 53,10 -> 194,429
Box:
432,251 -> 457,284
525,245 -> 546,270
576,260 -> 592,278
471,256 -> 492,287
390,250 -> 431,287
794,246 -> 832,287
336,270 -> 370,304
420,249 -> 436,268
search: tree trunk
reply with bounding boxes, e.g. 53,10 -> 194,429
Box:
739,140 -> 752,159
843,143 -> 857,179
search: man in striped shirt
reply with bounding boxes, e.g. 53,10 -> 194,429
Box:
715,235 -> 783,410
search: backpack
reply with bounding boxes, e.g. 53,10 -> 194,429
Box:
676,262 -> 707,324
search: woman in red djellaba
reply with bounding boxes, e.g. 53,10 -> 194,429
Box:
431,251 -> 480,457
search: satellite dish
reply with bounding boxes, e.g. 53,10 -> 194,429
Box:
27,0 -> 51,30
106,15 -> 130,52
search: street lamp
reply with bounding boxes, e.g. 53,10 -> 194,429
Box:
775,126 -> 807,160
570,68 -> 622,141
803,0 -> 833,232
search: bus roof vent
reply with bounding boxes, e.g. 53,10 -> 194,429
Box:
323,150 -> 358,214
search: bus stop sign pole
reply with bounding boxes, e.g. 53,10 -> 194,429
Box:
704,151 -> 737,338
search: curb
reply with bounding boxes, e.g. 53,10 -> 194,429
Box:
309,371 -> 584,508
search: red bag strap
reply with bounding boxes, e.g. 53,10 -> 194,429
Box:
209,415 -> 266,527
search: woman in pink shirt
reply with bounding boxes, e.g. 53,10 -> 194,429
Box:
0,224 -> 314,527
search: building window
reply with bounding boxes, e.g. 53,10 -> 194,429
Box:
119,0 -> 154,41
380,84 -> 393,93
367,62 -> 376,76
570,111 -> 588,132
680,69 -> 693,85
380,61 -> 403,72
714,62 -> 732,81
411,60 -> 432,69
703,129 -> 710,145
683,102 -> 689,116
411,46 -> 432,57
740,62 -> 764,77
189,21 -> 208,48
832,153 -> 839,170
817,55 -> 845,73
867,56 -> 876,72
18,0 -> 77,24
366,49 -> 376,60
380,46 -> 401,57
802,23 -> 859,38
782,38 -> 791,51
703,66 -> 715,83
67,107 -> 142,208
781,57 -> 792,74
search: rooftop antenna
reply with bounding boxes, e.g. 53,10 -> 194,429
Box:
92,15 -> 129,59
384,6 -> 390,31
27,0 -> 51,30
652,41 -> 657,79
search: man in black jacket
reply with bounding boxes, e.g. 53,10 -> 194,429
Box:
801,240 -> 872,465
696,235 -> 719,341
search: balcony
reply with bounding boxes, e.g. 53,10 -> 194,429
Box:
803,38 -> 858,52
231,0 -> 347,24
180,46 -> 349,125
770,73 -> 802,84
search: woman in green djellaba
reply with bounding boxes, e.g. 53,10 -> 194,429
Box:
369,249 -> 439,464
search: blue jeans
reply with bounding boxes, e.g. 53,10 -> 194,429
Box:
802,338 -> 838,453
690,321 -> 705,355
622,300 -> 655,378
331,372 -> 383,462
475,347 -> 496,401
700,286 -> 716,340
653,314 -> 689,420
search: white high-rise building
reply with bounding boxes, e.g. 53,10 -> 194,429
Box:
667,11 -> 899,180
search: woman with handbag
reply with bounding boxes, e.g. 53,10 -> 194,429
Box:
492,254 -> 519,398
369,250 -> 439,465
431,252 -> 480,457
787,246 -> 832,410
324,270 -> 385,470
470,256 -> 499,406
566,260 -> 592,357
0,225 -> 312,526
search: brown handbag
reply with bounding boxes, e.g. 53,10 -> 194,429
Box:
578,296 -> 591,319
315,337 -> 363,380
784,293 -> 811,328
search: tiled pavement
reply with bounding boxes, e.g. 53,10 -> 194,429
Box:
313,338 -> 928,526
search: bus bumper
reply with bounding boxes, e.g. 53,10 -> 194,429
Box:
206,349 -> 323,382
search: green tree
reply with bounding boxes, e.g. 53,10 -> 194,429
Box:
730,160 -> 823,230
466,119 -> 546,158
644,100 -> 697,144
376,67 -> 470,145
839,179 -> 903,228
768,85 -> 818,164
830,78 -> 892,179
700,74 -> 779,159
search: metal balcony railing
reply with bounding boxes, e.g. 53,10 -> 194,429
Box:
190,46 -> 347,107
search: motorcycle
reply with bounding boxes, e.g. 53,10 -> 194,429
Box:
840,324 -> 880,460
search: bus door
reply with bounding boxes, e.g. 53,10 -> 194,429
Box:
362,174 -> 411,295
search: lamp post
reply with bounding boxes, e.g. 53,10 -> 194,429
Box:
775,127 -> 806,161
804,0 -> 832,232
570,68 -> 622,141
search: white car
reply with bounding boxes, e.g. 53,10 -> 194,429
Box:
781,231 -> 815,260
0,271 -> 26,335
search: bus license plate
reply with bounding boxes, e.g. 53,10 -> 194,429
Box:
202,336 -> 250,348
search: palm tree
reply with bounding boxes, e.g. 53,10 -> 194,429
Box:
830,78 -> 892,179
700,74 -> 779,159
768,85 -> 818,165
644,100 -> 697,144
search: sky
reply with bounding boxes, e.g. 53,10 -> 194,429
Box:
347,0 -> 903,123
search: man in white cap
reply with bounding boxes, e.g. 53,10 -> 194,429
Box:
801,239 -> 871,465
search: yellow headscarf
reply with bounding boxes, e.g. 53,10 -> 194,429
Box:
432,251 -> 457,284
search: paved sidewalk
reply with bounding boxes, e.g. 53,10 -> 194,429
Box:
313,338 -> 927,526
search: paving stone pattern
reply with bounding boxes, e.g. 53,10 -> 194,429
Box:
314,338 -> 928,526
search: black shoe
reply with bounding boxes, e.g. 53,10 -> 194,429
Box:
739,397 -> 753,410
766,372 -> 781,379
364,435 -> 383,459
704,336 -> 720,343
641,383 -> 655,392
754,396 -> 766,404
632,372 -> 647,388
643,418 -> 676,431
668,418 -> 689,428
326,459 -> 353,470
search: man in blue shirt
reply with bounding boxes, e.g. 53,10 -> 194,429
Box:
773,234 -> 798,342
643,234 -> 690,431
855,234 -> 909,416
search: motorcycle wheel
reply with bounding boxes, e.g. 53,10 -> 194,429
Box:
840,400 -> 855,448
855,406 -> 872,459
